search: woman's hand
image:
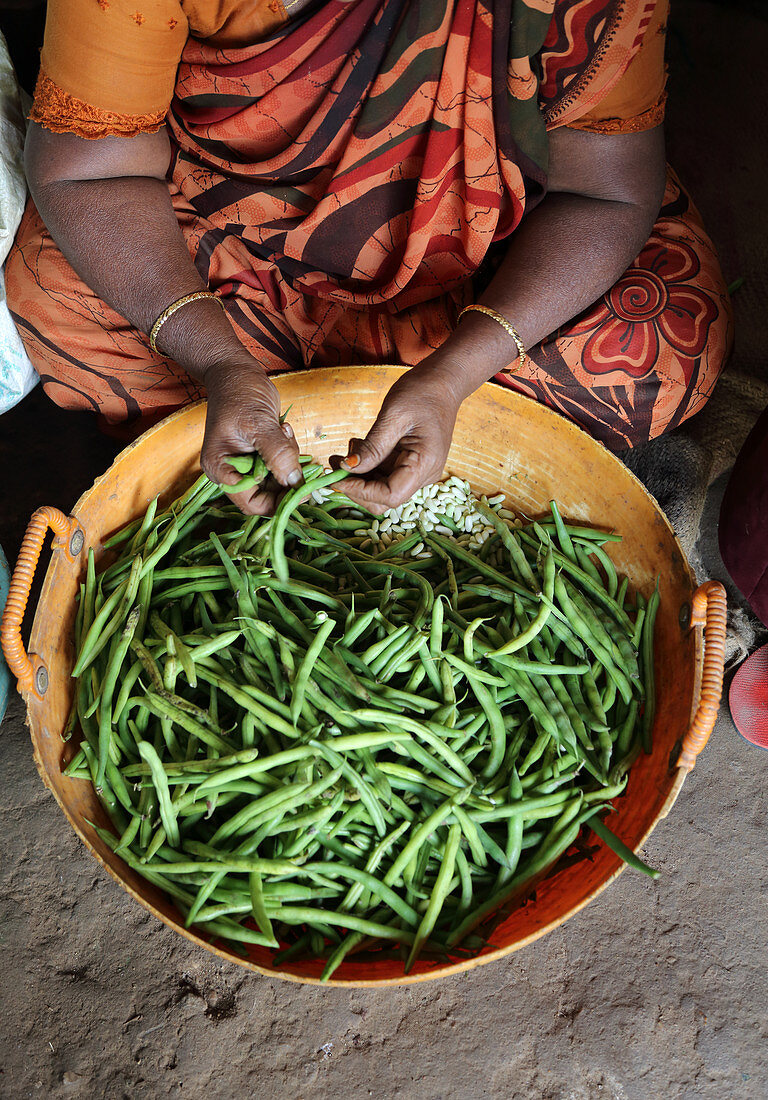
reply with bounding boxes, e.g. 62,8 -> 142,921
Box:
200,358 -> 303,514
331,361 -> 463,513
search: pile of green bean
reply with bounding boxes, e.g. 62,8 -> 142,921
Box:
64,456 -> 659,979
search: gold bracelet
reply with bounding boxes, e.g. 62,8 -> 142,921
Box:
149,291 -> 225,354
457,304 -> 526,373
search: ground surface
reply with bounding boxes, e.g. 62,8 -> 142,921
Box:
1,2 -> 766,1098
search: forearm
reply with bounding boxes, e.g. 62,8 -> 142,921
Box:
427,125 -> 666,402
435,188 -> 660,401
29,174 -> 247,381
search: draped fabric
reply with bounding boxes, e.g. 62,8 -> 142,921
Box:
167,0 -> 556,316
7,0 -> 732,449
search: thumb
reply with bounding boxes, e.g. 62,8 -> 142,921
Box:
254,419 -> 303,488
203,419 -> 302,490
343,415 -> 407,474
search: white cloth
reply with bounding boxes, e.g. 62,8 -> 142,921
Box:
0,35 -> 36,415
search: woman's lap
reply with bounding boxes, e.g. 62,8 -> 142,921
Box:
492,169 -> 732,449
6,168 -> 731,449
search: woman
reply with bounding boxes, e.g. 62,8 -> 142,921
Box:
7,0 -> 731,514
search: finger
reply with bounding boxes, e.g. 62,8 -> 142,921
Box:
203,418 -> 302,490
339,449 -> 428,512
226,472 -> 287,516
341,418 -> 409,475
250,418 -> 303,489
235,485 -> 286,516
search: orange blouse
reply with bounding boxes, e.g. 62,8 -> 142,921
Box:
569,0 -> 668,133
30,0 -> 668,140
30,0 -> 291,138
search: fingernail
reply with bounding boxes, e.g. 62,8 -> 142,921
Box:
342,453 -> 360,470
287,468 -> 303,487
282,423 -> 294,440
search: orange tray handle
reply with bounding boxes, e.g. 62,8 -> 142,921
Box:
1,506 -> 84,698
676,580 -> 728,771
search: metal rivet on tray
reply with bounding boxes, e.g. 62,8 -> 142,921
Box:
69,529 -> 85,556
35,666 -> 49,695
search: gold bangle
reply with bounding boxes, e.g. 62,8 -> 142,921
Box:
457,304 -> 526,373
149,291 -> 225,354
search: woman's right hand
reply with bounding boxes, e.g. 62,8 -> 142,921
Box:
200,358 -> 303,514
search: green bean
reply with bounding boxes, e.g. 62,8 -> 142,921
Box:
138,741 -> 180,848
141,856 -> 303,876
196,667 -> 298,740
426,532 -> 533,603
492,655 -> 589,677
587,813 -> 660,878
361,623 -> 410,668
291,618 -> 335,725
270,470 -> 350,582
615,698 -> 640,758
122,748 -> 259,778
475,503 -> 537,588
405,823 -> 461,971
641,582 -> 659,753
302,862 -> 419,925
518,526 -> 634,631
570,585 -> 638,681
218,453 -> 269,494
429,595 -> 445,658
273,906 -> 418,943
495,769 -> 524,887
309,741 -> 388,838
95,606 -> 140,790
518,728 -> 552,776
193,732 -> 410,796
209,778 -> 321,845
342,606 -> 381,647
73,465 -> 661,972
247,871 -> 278,944
549,578 -> 633,705
488,544 -> 554,657
129,694 -> 231,754
549,500 -> 576,559
72,554 -> 143,677
459,668 -> 504,779
352,709 -> 474,785
151,611 -> 198,688
445,796 -> 584,946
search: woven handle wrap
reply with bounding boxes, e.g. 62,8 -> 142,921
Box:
0,506 -> 81,695
677,581 -> 728,771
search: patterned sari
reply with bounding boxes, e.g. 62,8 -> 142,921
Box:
7,0 -> 732,448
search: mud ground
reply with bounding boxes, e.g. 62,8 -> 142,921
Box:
1,3 -> 766,1097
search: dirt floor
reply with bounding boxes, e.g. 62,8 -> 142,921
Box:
1,2 -> 767,1098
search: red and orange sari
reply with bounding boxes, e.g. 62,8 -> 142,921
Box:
8,0 -> 732,448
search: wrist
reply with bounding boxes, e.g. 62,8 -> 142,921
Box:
150,295 -> 251,381
424,308 -> 530,401
197,354 -> 269,389
417,346 -> 486,407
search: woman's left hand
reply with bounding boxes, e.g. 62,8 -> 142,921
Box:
331,361 -> 463,513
